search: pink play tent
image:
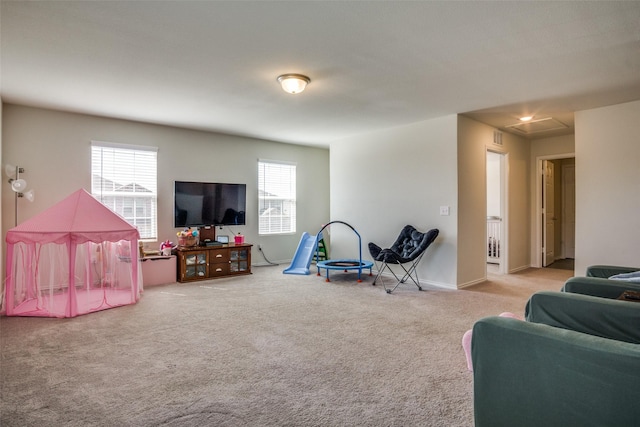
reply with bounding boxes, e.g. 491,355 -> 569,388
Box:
4,189 -> 142,317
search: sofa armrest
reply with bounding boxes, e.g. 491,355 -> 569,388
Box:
586,264 -> 639,278
562,276 -> 640,299
525,291 -> 640,343
472,317 -> 640,427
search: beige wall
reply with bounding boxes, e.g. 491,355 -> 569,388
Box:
2,104 -> 330,265
458,116 -> 531,286
0,99 -> 3,304
551,158 -> 575,258
330,116 -> 459,288
575,100 -> 640,273
457,117 -> 488,285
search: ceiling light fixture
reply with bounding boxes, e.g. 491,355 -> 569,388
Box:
519,116 -> 533,122
277,74 -> 310,94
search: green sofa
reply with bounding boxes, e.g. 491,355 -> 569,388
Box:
586,264 -> 639,278
472,289 -> 640,426
562,264 -> 640,300
472,316 -> 640,427
525,290 -> 640,344
562,276 -> 640,299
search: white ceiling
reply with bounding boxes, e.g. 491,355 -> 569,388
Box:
2,1 -> 640,148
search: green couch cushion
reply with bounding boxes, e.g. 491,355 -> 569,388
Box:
472,317 -> 640,427
586,264 -> 640,278
525,291 -> 640,344
562,276 -> 640,299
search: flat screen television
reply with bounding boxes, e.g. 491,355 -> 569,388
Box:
174,181 -> 246,228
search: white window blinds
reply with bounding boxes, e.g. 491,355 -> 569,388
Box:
91,142 -> 158,240
258,160 -> 296,235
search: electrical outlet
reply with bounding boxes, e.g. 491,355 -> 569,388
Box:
440,206 -> 450,216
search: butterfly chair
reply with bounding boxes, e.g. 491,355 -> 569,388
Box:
368,226 -> 439,294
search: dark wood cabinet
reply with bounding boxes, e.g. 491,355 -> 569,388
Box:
176,244 -> 252,283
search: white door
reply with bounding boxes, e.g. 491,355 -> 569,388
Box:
562,164 -> 576,258
542,160 -> 555,266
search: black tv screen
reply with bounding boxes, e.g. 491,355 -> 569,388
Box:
174,181 -> 246,228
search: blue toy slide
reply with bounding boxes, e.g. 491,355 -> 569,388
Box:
283,232 -> 320,275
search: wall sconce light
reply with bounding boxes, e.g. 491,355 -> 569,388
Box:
6,164 -> 35,226
277,74 -> 310,94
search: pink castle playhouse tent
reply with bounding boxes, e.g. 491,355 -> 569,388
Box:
4,189 -> 142,318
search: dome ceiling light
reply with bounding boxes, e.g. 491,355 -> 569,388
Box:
277,74 -> 310,94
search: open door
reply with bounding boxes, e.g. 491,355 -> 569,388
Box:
535,155 -> 575,269
542,160 -> 555,266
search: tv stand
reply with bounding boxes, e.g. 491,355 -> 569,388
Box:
176,243 -> 252,283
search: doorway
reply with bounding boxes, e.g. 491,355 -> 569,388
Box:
536,155 -> 575,270
486,150 -> 507,275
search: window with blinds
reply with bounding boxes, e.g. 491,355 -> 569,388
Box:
91,142 -> 158,240
258,160 -> 296,235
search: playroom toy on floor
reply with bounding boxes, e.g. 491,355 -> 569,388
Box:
315,221 -> 373,283
283,221 -> 373,283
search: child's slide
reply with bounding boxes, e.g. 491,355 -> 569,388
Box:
283,232 -> 320,275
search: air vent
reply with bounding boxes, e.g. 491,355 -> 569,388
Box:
504,117 -> 568,135
493,130 -> 503,145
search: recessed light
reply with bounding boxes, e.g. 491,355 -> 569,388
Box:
519,116 -> 533,122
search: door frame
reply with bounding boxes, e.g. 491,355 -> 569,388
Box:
561,163 -> 576,259
534,153 -> 575,268
486,148 -> 508,275
542,159 -> 555,267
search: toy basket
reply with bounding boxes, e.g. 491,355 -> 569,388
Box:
178,235 -> 199,247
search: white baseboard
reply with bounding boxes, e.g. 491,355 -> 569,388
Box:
508,264 -> 531,274
371,270 -> 457,290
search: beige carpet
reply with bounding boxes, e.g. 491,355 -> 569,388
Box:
0,265 -> 573,426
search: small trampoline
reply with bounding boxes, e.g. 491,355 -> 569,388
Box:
315,221 -> 373,282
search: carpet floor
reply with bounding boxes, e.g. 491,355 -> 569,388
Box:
0,265 -> 573,426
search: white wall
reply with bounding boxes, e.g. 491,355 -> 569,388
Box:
1,104 -> 330,265
574,100 -> 640,274
330,116 -> 458,288
329,114 -> 532,289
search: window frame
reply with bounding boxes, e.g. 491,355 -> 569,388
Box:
258,160 -> 297,236
91,141 -> 158,241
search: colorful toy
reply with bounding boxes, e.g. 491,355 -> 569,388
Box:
159,240 -> 175,255
176,228 -> 199,247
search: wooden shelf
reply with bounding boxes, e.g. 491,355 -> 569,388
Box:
176,244 -> 252,283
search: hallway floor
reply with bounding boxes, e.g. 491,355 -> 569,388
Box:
486,258 -> 575,275
546,258 -> 575,271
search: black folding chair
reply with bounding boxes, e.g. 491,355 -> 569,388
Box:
368,226 -> 439,294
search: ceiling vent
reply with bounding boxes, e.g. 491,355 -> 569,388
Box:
504,117 -> 568,135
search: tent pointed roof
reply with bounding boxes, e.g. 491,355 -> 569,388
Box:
6,189 -> 139,244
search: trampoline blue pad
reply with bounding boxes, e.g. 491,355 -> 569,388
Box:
317,259 -> 373,270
